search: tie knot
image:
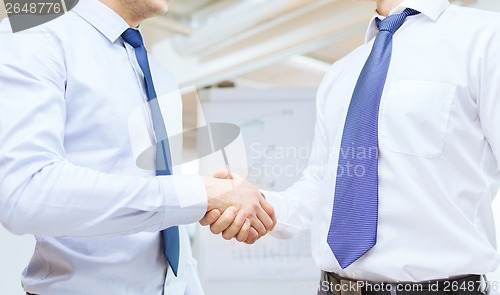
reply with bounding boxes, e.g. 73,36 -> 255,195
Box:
121,28 -> 144,48
376,8 -> 420,34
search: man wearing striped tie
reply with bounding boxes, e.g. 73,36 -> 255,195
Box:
0,0 -> 276,294
206,0 -> 500,294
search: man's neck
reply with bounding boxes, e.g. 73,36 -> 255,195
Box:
376,0 -> 405,17
100,0 -> 141,27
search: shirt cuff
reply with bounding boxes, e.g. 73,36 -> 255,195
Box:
261,189 -> 302,240
158,175 -> 208,228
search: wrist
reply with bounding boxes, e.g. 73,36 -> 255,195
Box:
203,176 -> 234,211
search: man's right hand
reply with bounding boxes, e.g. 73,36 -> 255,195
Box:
200,170 -> 276,244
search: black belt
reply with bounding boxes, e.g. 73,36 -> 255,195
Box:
321,271 -> 485,295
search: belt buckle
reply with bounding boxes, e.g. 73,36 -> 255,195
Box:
340,279 -> 362,295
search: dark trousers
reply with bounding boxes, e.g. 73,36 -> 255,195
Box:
317,288 -> 486,295
317,272 -> 486,295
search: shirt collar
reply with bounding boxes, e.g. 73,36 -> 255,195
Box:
364,0 -> 450,43
72,0 -> 130,43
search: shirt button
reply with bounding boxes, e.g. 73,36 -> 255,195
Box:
350,271 -> 357,278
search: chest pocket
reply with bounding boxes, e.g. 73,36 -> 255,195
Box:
379,81 -> 456,158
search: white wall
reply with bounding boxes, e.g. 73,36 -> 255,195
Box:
0,228 -> 34,294
470,0 -> 500,11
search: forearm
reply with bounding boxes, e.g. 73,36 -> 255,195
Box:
0,160 -> 207,237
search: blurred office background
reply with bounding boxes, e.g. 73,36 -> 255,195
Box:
2,0 -> 500,294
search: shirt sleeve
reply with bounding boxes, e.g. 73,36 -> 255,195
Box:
262,69 -> 333,239
477,20 -> 500,169
0,23 -> 207,237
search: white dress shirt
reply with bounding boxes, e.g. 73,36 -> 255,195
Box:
266,0 -> 500,282
0,0 -> 208,294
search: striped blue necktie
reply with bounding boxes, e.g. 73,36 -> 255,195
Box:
121,28 -> 180,276
327,9 -> 420,269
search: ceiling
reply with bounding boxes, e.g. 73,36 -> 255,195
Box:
140,0 -> 500,154
143,0 -> 498,90
145,0 -> 375,89
168,0 -> 216,16
2,0 -> 499,90
1,0 -> 498,156
140,0 -> 496,155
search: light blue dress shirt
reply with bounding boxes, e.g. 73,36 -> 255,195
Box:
0,0 -> 208,294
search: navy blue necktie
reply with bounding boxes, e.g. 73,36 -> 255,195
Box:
327,9 -> 420,269
121,28 -> 180,276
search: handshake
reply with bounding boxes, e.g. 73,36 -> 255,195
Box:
199,169 -> 276,244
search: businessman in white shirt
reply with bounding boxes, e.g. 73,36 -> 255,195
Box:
204,0 -> 500,294
0,0 -> 276,294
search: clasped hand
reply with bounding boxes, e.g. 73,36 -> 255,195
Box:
200,169 -> 276,244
